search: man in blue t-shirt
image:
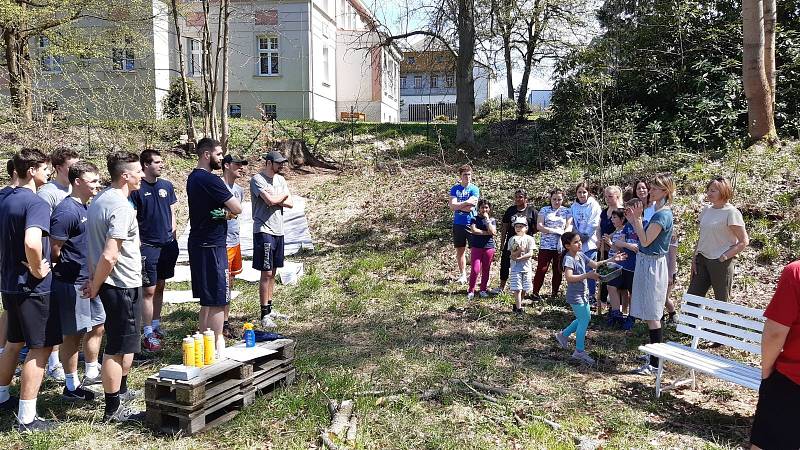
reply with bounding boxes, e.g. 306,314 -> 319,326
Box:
187,138 -> 242,349
50,161 -> 104,401
448,164 -> 479,284
129,149 -> 178,353
0,159 -> 18,357
0,149 -> 61,432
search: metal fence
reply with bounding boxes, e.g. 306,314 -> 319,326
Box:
408,103 -> 458,121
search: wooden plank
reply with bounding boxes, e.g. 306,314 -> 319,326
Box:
678,314 -> 764,344
255,368 -> 294,392
682,294 -> 765,320
676,325 -> 762,354
680,304 -> 765,333
252,364 -> 292,387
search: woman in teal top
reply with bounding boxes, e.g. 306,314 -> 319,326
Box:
625,173 -> 675,376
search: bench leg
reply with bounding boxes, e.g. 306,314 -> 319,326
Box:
655,359 -> 665,398
690,369 -> 696,390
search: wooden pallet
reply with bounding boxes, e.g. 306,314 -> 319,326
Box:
145,359 -> 253,410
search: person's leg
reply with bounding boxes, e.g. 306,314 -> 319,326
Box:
598,249 -> 609,304
455,246 -> 467,277
709,258 -> 735,302
498,249 -> 511,291
141,285 -> 156,337
532,249 -> 552,296
572,302 -> 592,352
686,254 -> 713,298
102,353 -> 124,416
153,280 -> 165,327
18,346 -> 52,424
259,270 -> 275,308
646,319 -> 662,367
0,312 -> 6,350
664,279 -> 676,317
551,250 -> 563,296
468,248 -> 481,294
608,286 -> 620,312
0,340 -> 22,387
59,334 -> 82,390
479,248 -> 495,292
562,316 -> 579,338
621,289 -> 631,315
84,324 -> 104,377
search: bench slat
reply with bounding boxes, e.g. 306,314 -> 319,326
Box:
658,343 -> 760,379
680,304 -> 765,333
677,314 -> 764,344
676,324 -> 762,354
682,294 -> 765,320
640,344 -> 760,389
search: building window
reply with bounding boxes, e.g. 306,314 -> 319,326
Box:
446,74 -> 454,88
258,36 -> 279,76
400,76 -> 406,89
407,56 -> 415,65
430,74 -> 438,88
112,37 -> 135,72
261,103 -> 277,120
414,76 -> 422,89
322,46 -> 330,84
229,104 -> 241,118
39,36 -> 62,73
188,38 -> 202,76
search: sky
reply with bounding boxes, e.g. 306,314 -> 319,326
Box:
363,0 -> 559,94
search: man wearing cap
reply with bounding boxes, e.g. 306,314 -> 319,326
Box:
250,150 -> 293,330
221,154 -> 247,338
187,138 -> 242,351
492,188 -> 538,294
129,149 -> 179,352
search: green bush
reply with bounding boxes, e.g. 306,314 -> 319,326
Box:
162,79 -> 203,119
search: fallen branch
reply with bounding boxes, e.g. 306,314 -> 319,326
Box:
329,399 -> 354,437
531,415 -> 562,430
468,380 -> 524,399
459,379 -> 499,403
345,415 -> 357,443
319,431 -> 340,450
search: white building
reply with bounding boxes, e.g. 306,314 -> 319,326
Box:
399,44 -> 494,122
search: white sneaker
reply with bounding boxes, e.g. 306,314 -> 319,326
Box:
479,291 -> 489,298
466,292 -> 475,300
261,315 -> 278,330
632,362 -> 657,376
571,350 -> 595,365
554,332 -> 569,349
268,309 -> 290,321
46,362 -> 66,382
456,274 -> 467,285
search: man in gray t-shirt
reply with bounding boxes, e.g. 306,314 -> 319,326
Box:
83,151 -> 146,423
39,147 -> 79,212
249,150 -> 293,330
221,154 -> 247,339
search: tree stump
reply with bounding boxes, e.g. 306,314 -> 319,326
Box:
274,139 -> 339,170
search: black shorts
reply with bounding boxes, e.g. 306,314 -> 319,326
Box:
500,249 -> 511,281
189,245 -> 229,307
253,233 -> 285,272
750,370 -> 800,449
618,270 -> 634,291
2,293 -> 62,348
140,240 -> 179,287
452,224 -> 470,248
99,284 -> 142,355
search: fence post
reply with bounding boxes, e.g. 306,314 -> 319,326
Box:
500,94 -> 503,122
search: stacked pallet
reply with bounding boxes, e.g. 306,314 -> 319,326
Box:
145,339 -> 296,435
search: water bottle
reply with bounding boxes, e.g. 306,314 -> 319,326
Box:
182,336 -> 195,367
243,322 -> 256,347
193,331 -> 205,368
203,329 -> 215,365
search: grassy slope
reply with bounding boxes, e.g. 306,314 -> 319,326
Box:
0,121 -> 798,449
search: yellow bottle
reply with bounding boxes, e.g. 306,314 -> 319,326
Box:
203,328 -> 215,365
182,336 -> 195,367
193,331 -> 205,368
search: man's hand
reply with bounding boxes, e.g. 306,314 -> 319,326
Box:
81,279 -> 98,299
22,259 -> 50,280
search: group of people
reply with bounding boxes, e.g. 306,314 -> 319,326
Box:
0,138 -> 292,431
449,165 -> 751,371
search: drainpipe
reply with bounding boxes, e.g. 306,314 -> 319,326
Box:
308,1 -> 314,120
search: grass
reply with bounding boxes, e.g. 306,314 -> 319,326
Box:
0,122 -> 794,449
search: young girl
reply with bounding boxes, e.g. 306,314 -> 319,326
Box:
603,208 -> 627,327
570,181 -> 602,303
467,199 -> 497,300
617,198 -> 646,330
555,231 -> 626,365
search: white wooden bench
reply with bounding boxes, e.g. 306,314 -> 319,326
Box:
638,294 -> 765,397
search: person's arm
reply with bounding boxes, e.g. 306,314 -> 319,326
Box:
84,237 -> 122,299
258,188 -> 288,207
468,222 -> 484,235
485,218 -> 497,236
626,203 -> 663,247
24,227 -> 50,279
281,194 -> 294,208
170,203 -> 178,239
225,196 -> 243,215
563,266 -> 600,283
761,318 -> 791,379
585,202 -> 601,240
50,239 -> 66,264
564,216 -> 573,233
720,224 -> 749,261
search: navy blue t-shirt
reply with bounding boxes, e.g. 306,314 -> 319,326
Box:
599,209 -> 615,238
469,216 -> 496,249
187,169 -> 233,247
50,196 -> 89,284
130,178 -> 177,246
0,187 -> 52,295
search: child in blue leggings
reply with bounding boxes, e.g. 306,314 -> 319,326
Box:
555,231 -> 625,365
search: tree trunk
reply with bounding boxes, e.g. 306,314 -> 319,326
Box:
3,26 -> 33,125
742,0 -> 776,141
170,0 -> 197,142
762,0 -> 776,108
219,0 -> 230,152
502,34 -> 514,99
515,0 -> 547,122
201,0 -> 216,137
455,0 -> 476,149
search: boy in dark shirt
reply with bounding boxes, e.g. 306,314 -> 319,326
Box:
0,149 -> 61,432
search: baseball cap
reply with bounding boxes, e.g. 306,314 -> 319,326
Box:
513,216 -> 528,226
262,150 -> 288,163
222,154 -> 248,165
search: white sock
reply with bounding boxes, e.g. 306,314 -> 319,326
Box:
0,347 -> 5,356
0,385 -> 9,403
47,351 -> 59,369
85,361 -> 100,379
152,319 -> 161,330
65,372 -> 79,392
143,325 -> 154,337
17,398 -> 37,424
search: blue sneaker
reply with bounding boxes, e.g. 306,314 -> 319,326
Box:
606,310 -> 624,327
622,315 -> 636,331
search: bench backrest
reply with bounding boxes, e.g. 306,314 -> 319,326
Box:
678,294 -> 765,355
